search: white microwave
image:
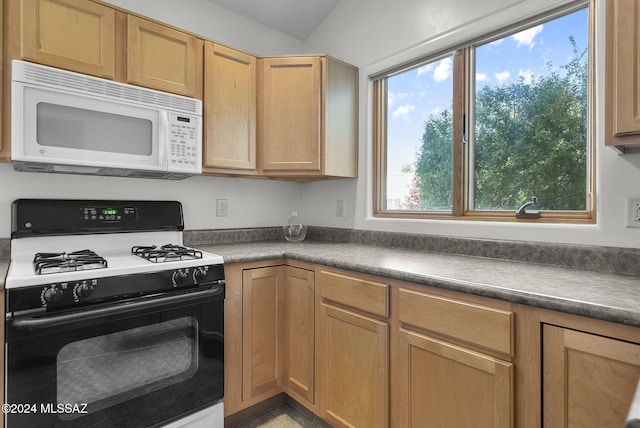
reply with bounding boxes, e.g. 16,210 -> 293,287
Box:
11,60 -> 202,179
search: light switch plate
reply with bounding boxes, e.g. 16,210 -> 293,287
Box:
216,199 -> 228,217
336,200 -> 345,217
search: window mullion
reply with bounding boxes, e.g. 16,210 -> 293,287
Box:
451,49 -> 466,217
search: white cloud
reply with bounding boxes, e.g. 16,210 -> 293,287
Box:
495,70 -> 511,83
388,91 -> 408,108
433,58 -> 452,82
476,72 -> 489,82
518,69 -> 533,84
392,104 -> 415,119
417,63 -> 433,75
512,25 -> 543,49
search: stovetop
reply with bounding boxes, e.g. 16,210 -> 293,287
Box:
6,199 -> 225,314
6,231 -> 224,289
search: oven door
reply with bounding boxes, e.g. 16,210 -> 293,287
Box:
5,284 -> 224,428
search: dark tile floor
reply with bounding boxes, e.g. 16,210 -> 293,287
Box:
234,403 -> 323,428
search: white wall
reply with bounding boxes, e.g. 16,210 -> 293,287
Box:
5,0 -> 640,248
102,0 -> 303,56
0,163 -> 302,237
0,0 -> 306,238
302,0 -> 640,249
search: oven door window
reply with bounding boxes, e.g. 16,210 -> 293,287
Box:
57,317 -> 198,421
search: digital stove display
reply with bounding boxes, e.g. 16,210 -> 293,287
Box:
82,206 -> 137,223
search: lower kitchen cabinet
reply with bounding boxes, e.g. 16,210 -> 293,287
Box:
225,261 -> 640,428
319,303 -> 389,428
318,269 -> 390,428
397,329 -> 513,428
242,266 -> 286,401
284,266 -> 316,403
224,262 -> 316,417
395,287 -> 514,428
543,324 -> 640,428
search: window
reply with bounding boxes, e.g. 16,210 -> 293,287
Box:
373,2 -> 594,222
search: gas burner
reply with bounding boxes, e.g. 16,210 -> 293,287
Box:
33,249 -> 108,275
132,244 -> 203,263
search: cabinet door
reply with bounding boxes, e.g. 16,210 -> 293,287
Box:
543,324 -> 640,428
17,0 -> 116,78
203,43 -> 256,172
259,57 -> 321,172
126,15 -> 203,98
284,266 -> 315,403
242,266 -> 285,401
609,0 -> 640,136
397,328 -> 513,428
320,303 -> 388,428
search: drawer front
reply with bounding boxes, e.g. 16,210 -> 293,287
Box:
399,288 -> 513,355
319,270 -> 389,317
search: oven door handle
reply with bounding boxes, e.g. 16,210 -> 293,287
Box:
8,283 -> 224,331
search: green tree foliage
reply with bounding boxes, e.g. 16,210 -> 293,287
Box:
410,39 -> 588,211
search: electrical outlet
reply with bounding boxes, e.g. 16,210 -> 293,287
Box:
626,197 -> 640,228
336,199 -> 345,217
216,199 -> 228,217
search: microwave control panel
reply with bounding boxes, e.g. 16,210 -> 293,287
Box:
168,113 -> 199,171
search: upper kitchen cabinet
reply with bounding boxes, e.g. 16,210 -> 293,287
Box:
606,0 -> 640,152
6,0 -> 116,78
203,42 -> 257,174
258,56 -> 358,178
123,15 -> 203,98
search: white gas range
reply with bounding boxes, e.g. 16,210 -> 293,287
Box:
4,199 -> 225,428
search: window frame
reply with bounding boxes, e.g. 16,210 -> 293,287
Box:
372,0 -> 596,224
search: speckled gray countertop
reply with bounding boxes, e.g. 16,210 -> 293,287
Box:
195,240 -> 640,328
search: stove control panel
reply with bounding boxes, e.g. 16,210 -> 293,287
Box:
7,264 -> 225,314
82,206 -> 137,223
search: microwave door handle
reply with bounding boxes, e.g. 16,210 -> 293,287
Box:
158,110 -> 170,168
8,284 -> 225,332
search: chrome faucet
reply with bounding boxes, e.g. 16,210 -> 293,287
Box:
516,196 -> 541,219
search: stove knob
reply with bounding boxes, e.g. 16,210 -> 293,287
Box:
75,282 -> 94,298
193,267 -> 207,283
172,270 -> 188,287
43,286 -> 63,304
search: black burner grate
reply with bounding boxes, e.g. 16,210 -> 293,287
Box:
131,244 -> 203,263
33,250 -> 108,275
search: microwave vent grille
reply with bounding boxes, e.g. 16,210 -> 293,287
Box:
19,61 -> 200,115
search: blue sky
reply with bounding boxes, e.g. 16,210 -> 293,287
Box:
385,8 -> 589,175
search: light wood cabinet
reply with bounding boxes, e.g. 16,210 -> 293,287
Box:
242,266 -> 286,401
396,288 -> 514,428
6,0 -> 203,98
226,262 -> 316,418
605,0 -> 640,152
203,42 -> 257,174
397,329 -> 513,428
543,324 -> 640,428
284,266 -> 315,403
318,270 -> 389,428
7,0 -> 116,78
258,55 -> 358,178
225,260 -> 640,428
124,15 -> 203,98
